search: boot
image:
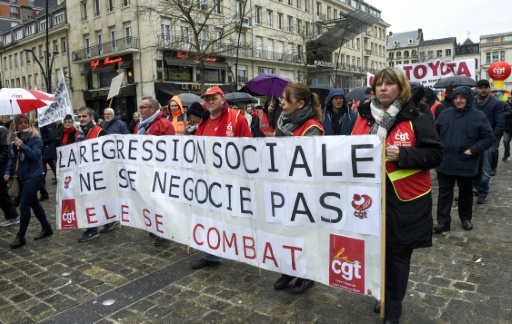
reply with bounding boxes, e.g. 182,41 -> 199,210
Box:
10,236 -> 26,249
34,224 -> 54,241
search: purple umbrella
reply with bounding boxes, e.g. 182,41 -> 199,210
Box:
244,73 -> 293,98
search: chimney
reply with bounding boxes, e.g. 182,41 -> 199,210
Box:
389,31 -> 393,36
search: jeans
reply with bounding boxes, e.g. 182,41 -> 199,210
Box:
473,148 -> 492,199
491,135 -> 502,169
437,172 -> 473,225
384,244 -> 414,322
18,176 -> 50,238
503,131 -> 511,159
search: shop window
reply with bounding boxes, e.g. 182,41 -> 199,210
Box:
198,69 -> 226,83
164,66 -> 193,82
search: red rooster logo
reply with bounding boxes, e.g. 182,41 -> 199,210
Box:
351,194 -> 372,219
64,176 -> 72,189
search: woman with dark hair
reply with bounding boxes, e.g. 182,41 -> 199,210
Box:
61,114 -> 77,146
272,82 -> 324,294
352,67 -> 443,323
3,115 -> 53,249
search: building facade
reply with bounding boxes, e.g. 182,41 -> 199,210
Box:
479,32 -> 512,90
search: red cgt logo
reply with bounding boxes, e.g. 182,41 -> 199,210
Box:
64,175 -> 72,189
351,194 -> 372,219
60,199 -> 78,229
329,234 -> 365,294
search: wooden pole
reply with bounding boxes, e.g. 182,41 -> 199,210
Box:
380,137 -> 387,318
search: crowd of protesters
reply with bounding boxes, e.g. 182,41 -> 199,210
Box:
3,67 -> 512,324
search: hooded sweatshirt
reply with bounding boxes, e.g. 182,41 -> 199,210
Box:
321,88 -> 356,135
167,96 -> 188,135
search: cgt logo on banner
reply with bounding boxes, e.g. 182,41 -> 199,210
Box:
351,194 -> 372,219
61,199 -> 78,229
329,234 -> 365,294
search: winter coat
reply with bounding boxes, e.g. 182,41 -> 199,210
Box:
102,117 -> 130,134
355,100 -> 443,249
436,86 -> 494,177
504,99 -> 512,133
0,125 -> 9,176
5,135 -> 44,183
134,111 -> 175,136
410,82 -> 435,123
472,95 -> 505,138
322,88 -> 357,135
40,124 -> 57,161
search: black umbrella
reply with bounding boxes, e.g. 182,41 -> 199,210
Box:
177,93 -> 203,107
309,84 -> 333,103
224,92 -> 257,105
433,76 -> 476,88
347,86 -> 371,102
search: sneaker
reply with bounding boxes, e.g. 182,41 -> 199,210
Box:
503,156 -> 509,161
0,216 -> 20,227
78,229 -> 99,242
100,221 -> 119,233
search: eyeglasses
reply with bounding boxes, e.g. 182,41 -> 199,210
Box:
64,121 -> 73,124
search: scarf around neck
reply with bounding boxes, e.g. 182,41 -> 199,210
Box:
275,105 -> 315,137
369,98 -> 401,138
137,110 -> 160,135
477,94 -> 491,108
77,121 -> 95,142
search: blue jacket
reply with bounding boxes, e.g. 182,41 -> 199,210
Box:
472,95 -> 505,138
5,135 -> 44,183
321,88 -> 357,135
436,87 -> 494,177
102,117 -> 129,134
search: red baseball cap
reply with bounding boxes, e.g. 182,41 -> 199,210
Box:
201,86 -> 224,98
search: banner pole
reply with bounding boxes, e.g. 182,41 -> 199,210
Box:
108,98 -> 113,108
380,137 -> 387,318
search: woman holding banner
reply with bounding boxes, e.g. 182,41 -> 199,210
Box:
352,67 -> 442,323
272,82 -> 324,294
3,115 -> 53,249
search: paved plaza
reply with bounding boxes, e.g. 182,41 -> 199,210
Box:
1,149 -> 511,324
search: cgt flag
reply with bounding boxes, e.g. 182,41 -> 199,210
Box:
366,72 -> 374,87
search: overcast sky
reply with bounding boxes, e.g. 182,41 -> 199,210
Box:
375,0 -> 512,44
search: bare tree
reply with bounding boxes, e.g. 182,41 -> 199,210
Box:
138,0 -> 250,90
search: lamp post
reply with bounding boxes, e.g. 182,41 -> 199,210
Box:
24,49 -> 58,93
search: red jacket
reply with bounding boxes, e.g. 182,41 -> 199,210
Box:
134,111 -> 175,135
196,103 -> 252,137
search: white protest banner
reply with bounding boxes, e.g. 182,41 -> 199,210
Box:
396,58 -> 476,88
107,73 -> 125,100
37,71 -> 73,127
56,135 -> 384,298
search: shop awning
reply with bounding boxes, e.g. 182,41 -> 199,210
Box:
201,62 -> 230,70
92,64 -> 117,74
164,57 -> 195,67
119,60 -> 132,69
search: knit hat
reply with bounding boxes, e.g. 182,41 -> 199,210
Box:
476,79 -> 490,87
63,114 -> 73,121
187,102 -> 204,118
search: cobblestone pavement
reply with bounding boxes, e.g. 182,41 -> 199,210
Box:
1,150 -> 512,324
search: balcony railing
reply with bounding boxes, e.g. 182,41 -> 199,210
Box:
364,49 -> 372,56
71,37 -> 139,62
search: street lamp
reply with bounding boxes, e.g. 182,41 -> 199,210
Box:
24,48 -> 58,93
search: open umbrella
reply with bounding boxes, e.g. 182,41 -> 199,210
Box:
0,88 -> 55,115
433,76 -> 476,88
244,73 -> 292,97
346,86 -> 371,102
224,92 -> 257,105
177,93 -> 203,108
309,84 -> 333,104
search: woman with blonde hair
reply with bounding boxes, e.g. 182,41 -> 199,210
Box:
3,115 -> 52,249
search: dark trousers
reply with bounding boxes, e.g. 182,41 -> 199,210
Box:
0,179 -> 18,220
437,172 -> 473,225
39,159 -> 56,197
491,135 -> 502,170
384,244 -> 414,321
18,176 -> 50,238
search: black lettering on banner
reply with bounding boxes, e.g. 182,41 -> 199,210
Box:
322,144 -> 342,176
169,175 -> 180,198
152,171 -> 166,193
271,192 -> 285,216
91,142 -> 100,162
225,184 -> 233,211
196,139 -> 205,165
68,149 -> 77,167
351,144 -> 375,178
208,182 -> 222,208
226,142 -> 241,170
266,142 -> 279,172
79,171 -> 106,191
116,139 -> 125,160
183,139 -> 196,163
289,146 -> 312,177
290,193 -> 315,223
118,168 -> 137,191
320,192 -> 342,223
155,140 -> 166,162
128,139 -> 138,160
240,187 -> 253,215
183,177 -> 194,201
79,145 -> 88,163
102,139 -> 116,159
242,145 -> 259,173
212,142 -> 222,168
195,179 -> 208,204
142,140 -> 153,161
172,138 -> 179,161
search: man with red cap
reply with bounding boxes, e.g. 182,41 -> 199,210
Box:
191,86 -> 252,269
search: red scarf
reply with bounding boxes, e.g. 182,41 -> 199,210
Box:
62,127 -> 75,145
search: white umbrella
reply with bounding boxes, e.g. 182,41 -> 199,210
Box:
0,88 -> 55,115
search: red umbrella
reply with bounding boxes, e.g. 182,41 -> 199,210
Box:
0,88 -> 55,115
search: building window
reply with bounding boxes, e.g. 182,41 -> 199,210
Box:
236,65 -> 247,83
305,0 -> 309,12
40,21 -> 47,31
94,0 -> 101,16
296,0 -> 301,9
161,17 -> 171,43
296,18 -> 301,34
123,0 -> 130,6
277,13 -> 283,30
213,0 -> 221,13
436,50 -> 442,57
267,10 -> 273,27
259,67 -> 275,74
10,6 -> 18,19
108,0 -> 114,11
82,1 -> 88,20
327,6 -> 331,20
61,38 -> 67,53
235,1 -> 243,20
255,6 -> 262,24
288,16 -> 293,32
15,29 -> 23,40
54,13 -> 64,25
53,40 -> 59,53
445,49 -> 451,56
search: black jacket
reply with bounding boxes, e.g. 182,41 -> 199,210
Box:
504,99 -> 512,133
0,125 -> 9,176
357,101 -> 443,249
40,124 -> 57,160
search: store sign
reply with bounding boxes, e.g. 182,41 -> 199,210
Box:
91,57 -> 123,67
176,51 -> 218,62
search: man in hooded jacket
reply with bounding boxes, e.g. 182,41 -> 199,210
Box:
167,96 -> 188,136
321,88 -> 357,135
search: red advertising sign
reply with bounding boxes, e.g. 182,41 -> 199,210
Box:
329,234 -> 365,294
61,199 -> 78,229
